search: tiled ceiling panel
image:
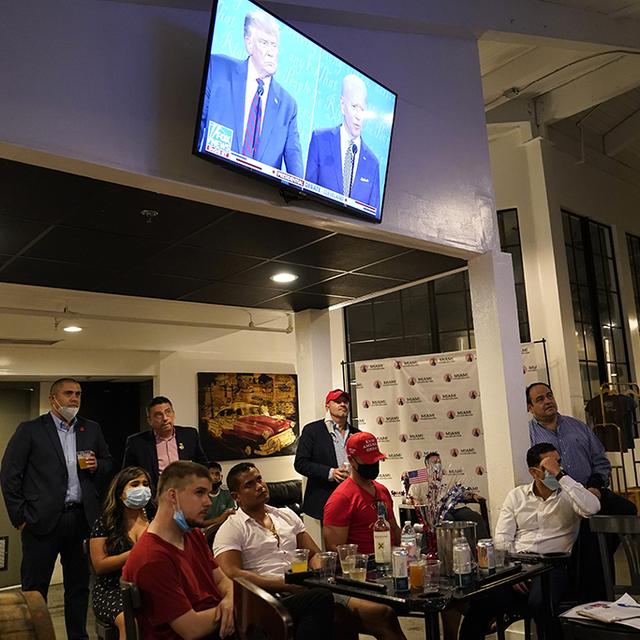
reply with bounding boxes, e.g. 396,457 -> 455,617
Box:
0,159 -> 466,311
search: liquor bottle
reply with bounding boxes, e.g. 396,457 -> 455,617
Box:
373,500 -> 392,570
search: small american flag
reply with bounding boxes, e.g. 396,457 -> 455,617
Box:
407,469 -> 429,485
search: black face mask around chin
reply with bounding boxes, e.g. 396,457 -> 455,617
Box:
210,481 -> 222,492
356,461 -> 379,480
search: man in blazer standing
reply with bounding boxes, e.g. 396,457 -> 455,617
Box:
123,395 -> 208,493
1,378 -> 113,640
294,389 -> 359,529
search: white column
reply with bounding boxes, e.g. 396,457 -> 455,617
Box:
468,250 -> 531,526
294,308 -> 346,547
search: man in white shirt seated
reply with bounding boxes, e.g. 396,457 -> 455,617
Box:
213,462 -> 407,640
459,443 -> 600,640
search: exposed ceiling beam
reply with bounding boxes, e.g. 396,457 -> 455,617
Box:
260,0 -> 640,50
604,107 -> 640,156
482,46 -> 587,107
534,55 -> 640,124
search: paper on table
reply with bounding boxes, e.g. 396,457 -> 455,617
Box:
561,593 -> 640,629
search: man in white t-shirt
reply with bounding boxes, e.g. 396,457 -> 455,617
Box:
214,462 -> 406,640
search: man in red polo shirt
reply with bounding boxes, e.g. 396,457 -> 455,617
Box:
123,461 -> 234,640
323,432 -> 400,553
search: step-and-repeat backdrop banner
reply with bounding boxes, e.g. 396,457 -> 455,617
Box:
352,343 -> 545,509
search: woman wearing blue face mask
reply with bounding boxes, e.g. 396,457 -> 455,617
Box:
89,466 -> 152,638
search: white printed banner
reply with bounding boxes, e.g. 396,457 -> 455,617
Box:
352,343 -> 544,511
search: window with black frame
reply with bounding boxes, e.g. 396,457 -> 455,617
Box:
627,233 -> 640,318
563,211 -> 631,401
344,209 -> 530,363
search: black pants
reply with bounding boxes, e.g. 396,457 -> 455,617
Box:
459,568 -> 568,640
21,508 -> 90,640
280,588 -> 335,640
574,488 -> 637,602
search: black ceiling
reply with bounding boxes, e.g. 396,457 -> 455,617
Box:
0,159 -> 465,311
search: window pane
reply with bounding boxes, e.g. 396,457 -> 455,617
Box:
439,331 -> 471,352
373,300 -> 402,339
436,293 -> 469,331
402,296 -> 430,335
347,304 -> 374,342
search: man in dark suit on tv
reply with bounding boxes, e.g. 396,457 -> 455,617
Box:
1,378 -> 113,640
305,74 -> 381,210
294,389 -> 359,523
122,395 -> 208,493
198,10 -> 303,178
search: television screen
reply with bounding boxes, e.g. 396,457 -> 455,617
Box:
193,0 -> 396,223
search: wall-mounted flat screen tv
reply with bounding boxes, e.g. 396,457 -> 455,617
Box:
193,0 -> 396,223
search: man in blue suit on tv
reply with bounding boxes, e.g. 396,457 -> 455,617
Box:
198,11 -> 303,178
305,74 -> 380,211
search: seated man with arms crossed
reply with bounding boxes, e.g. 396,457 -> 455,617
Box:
214,462 -> 406,640
123,461 -> 234,639
459,443 -> 600,640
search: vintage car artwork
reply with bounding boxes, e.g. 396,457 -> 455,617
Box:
198,373 -> 299,461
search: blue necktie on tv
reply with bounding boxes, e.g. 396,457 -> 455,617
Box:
242,78 -> 265,159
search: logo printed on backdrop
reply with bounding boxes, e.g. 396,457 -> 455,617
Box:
353,344 -> 543,513
450,448 -> 460,457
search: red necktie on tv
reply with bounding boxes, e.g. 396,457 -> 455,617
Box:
242,78 -> 265,159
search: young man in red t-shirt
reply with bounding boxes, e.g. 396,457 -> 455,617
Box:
323,432 -> 400,554
123,461 -> 234,640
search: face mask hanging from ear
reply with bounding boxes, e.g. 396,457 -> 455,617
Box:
172,494 -> 192,532
58,405 -> 79,423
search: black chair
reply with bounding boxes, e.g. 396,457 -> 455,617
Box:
266,479 -> 302,515
83,539 -> 118,640
120,579 -> 142,640
561,515 -> 640,639
233,577 -> 294,640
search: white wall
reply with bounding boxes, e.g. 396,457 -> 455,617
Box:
0,324 -> 299,482
0,0 -> 494,256
489,126 -> 640,418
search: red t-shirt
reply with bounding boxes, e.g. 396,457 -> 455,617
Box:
323,477 -> 395,554
122,529 -> 222,640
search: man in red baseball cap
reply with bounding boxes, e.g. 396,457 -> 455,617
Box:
323,431 -> 401,555
294,389 -> 359,529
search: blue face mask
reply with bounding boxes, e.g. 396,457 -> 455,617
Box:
172,496 -> 192,532
542,470 -> 561,491
123,485 -> 151,509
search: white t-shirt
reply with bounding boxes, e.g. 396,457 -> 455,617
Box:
213,505 -> 305,578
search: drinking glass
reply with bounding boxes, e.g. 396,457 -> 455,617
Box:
351,554 -> 369,581
409,560 -> 425,590
424,559 -> 441,594
337,543 -> 358,577
290,548 -> 310,573
317,551 -> 338,583
494,543 -> 507,568
77,450 -> 94,470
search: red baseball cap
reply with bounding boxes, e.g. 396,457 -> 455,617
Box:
325,389 -> 350,404
346,432 -> 386,464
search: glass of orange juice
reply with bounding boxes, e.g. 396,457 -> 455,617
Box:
290,548 -> 310,573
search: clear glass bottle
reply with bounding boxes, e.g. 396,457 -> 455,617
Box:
373,501 -> 392,571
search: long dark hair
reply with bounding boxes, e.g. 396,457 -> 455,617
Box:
101,466 -> 151,555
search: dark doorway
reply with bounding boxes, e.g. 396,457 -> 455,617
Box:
79,380 -> 153,485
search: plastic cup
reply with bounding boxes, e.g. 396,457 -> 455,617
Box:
424,559 -> 441,594
351,554 -> 369,581
494,544 -> 507,568
409,560 -> 425,590
317,551 -> 338,583
290,548 -> 310,573
77,450 -> 94,470
337,543 -> 358,576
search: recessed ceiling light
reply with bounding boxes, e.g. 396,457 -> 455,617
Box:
63,326 -> 83,333
270,272 -> 298,284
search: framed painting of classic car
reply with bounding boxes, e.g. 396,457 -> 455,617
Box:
197,372 -> 299,461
